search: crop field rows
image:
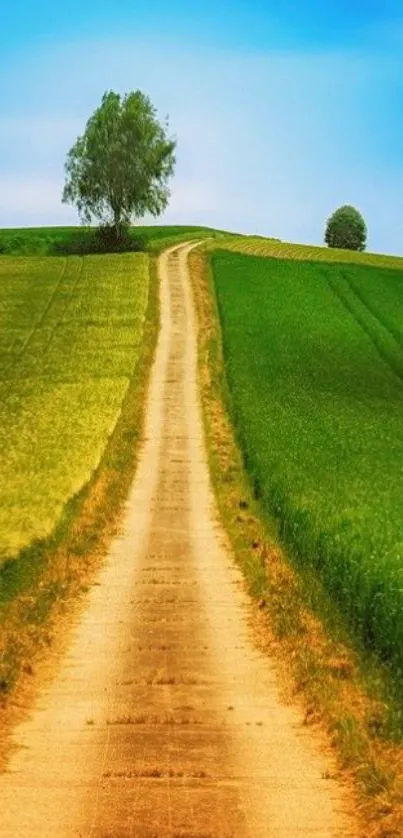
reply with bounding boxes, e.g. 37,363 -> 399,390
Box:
208,234 -> 403,271
0,253 -> 149,562
211,248 -> 403,676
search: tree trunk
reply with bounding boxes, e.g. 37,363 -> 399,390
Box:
113,214 -> 122,243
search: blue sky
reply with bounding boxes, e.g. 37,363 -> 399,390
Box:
1,2 -> 403,253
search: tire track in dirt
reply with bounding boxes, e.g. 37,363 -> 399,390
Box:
0,243 -> 357,836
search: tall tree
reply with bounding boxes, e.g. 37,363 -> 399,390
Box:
325,205 -> 367,251
63,90 -> 176,239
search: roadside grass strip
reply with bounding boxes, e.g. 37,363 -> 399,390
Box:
0,253 -> 149,563
211,250 -> 403,678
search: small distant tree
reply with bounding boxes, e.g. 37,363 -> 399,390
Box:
63,90 -> 176,242
324,205 -> 367,251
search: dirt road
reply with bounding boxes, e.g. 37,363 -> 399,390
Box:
0,243 -> 356,836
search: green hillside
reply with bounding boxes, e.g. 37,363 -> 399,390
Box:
211,247 -> 403,676
208,234 -> 403,271
0,224 -> 226,256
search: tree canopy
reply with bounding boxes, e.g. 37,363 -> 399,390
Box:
63,90 -> 176,238
325,205 -> 367,252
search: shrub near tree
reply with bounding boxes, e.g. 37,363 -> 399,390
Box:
325,205 -> 367,252
63,90 -> 176,247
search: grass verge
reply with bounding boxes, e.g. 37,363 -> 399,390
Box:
0,254 -> 160,738
189,247 -> 403,838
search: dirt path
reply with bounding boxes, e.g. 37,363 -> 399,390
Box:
0,243 -> 356,837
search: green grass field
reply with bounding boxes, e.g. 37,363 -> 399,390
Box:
0,253 -> 149,562
211,248 -> 403,676
209,234 -> 403,271
0,224 -> 226,256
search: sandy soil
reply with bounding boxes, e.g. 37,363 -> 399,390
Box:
0,243 -> 357,837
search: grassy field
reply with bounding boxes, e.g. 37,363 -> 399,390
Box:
211,247 -> 403,677
0,253 -> 149,563
208,234 -> 403,270
0,224 -> 226,256
0,225 -> 223,563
